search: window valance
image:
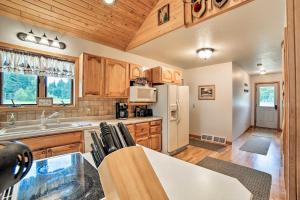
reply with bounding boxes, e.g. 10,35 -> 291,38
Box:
0,49 -> 75,79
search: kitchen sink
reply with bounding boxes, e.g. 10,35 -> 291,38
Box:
2,123 -> 75,134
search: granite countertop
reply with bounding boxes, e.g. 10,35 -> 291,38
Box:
15,153 -> 104,200
0,116 -> 162,141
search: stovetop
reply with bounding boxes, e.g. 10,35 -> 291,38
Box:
16,153 -> 104,200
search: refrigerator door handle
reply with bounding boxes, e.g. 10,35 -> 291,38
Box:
177,100 -> 181,124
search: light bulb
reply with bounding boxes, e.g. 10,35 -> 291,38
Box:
103,0 -> 116,5
259,69 -> 266,75
40,33 -> 49,45
51,36 -> 60,48
25,30 -> 36,42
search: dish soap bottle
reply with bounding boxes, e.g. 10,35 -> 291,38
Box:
8,113 -> 16,127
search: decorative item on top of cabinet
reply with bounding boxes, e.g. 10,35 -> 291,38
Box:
130,64 -> 145,80
104,58 -> 129,98
80,53 -> 104,97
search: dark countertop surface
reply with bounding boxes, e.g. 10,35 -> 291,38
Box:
17,153 -> 104,200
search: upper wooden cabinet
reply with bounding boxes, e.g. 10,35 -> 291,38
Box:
152,67 -> 182,84
104,58 -> 129,98
81,53 -> 104,97
130,64 -> 144,80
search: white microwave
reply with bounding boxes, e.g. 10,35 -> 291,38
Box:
129,86 -> 157,103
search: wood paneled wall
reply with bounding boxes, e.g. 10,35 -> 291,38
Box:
126,0 -> 184,50
285,0 -> 300,199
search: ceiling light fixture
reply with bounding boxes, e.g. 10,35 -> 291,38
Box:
25,30 -> 36,42
196,48 -> 214,60
103,0 -> 116,5
39,33 -> 49,45
17,31 -> 66,49
259,68 -> 266,75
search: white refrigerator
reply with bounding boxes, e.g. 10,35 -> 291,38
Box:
151,84 -> 189,154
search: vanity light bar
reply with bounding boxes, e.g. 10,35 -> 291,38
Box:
17,31 -> 66,50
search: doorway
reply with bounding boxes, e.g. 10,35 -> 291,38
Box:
254,82 -> 280,129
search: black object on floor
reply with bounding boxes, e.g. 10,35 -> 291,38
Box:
239,135 -> 272,155
189,138 -> 225,152
198,157 -> 272,200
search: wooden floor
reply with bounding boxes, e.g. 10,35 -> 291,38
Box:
174,128 -> 286,200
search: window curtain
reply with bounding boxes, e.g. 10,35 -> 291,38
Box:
0,49 -> 75,79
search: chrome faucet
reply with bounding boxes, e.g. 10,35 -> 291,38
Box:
40,110 -> 60,128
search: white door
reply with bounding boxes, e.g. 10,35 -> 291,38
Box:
177,86 -> 189,148
256,83 -> 279,129
168,85 -> 178,152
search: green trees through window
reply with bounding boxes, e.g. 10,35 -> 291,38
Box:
1,72 -> 73,105
46,77 -> 72,104
2,72 -> 37,104
259,86 -> 275,107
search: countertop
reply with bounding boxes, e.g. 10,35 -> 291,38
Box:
14,153 -> 104,200
0,116 -> 162,141
83,148 -> 253,200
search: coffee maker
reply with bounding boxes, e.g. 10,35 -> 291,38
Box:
116,103 -> 128,119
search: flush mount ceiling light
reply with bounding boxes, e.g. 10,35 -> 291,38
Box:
17,30 -> 66,49
257,63 -> 266,75
103,0 -> 116,5
196,48 -> 215,60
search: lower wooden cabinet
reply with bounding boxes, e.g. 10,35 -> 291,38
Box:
126,120 -> 162,152
19,131 -> 84,160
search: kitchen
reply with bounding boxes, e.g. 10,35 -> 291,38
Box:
0,0 -> 294,199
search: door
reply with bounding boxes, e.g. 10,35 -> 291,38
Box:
83,54 -> 104,96
168,85 -> 178,152
104,58 -> 129,97
177,86 -> 189,148
255,83 -> 279,129
130,64 -> 144,80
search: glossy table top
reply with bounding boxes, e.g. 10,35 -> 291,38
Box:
16,153 -> 104,200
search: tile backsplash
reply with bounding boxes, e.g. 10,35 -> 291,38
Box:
0,98 -> 134,123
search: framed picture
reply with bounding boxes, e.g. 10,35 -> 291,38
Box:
37,97 -> 53,107
158,4 -> 170,25
198,85 -> 216,100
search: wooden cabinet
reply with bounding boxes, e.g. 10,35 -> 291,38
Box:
126,124 -> 135,140
152,67 -> 182,84
19,131 -> 84,160
173,70 -> 183,84
149,134 -> 161,151
104,58 -> 129,97
134,120 -> 161,152
48,143 -> 82,157
130,64 -> 144,80
81,53 -> 104,97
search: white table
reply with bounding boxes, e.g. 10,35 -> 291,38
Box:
84,148 -> 252,200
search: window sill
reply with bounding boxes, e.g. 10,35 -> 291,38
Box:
0,104 -> 78,112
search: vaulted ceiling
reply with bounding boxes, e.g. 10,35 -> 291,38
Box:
0,0 -> 159,50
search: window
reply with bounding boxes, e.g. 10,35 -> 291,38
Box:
1,72 -> 38,105
46,77 -> 73,105
259,86 -> 275,107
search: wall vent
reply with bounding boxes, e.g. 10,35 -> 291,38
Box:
201,134 -> 227,145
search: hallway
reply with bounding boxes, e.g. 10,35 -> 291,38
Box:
174,128 -> 285,200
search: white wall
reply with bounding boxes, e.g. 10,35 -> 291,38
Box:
250,73 -> 283,128
0,16 -> 181,70
184,62 -> 233,142
232,63 -> 251,140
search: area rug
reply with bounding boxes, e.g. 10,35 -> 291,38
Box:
198,157 -> 272,200
189,138 -> 225,152
239,135 -> 272,155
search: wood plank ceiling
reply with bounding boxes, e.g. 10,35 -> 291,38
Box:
0,0 -> 159,50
